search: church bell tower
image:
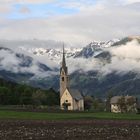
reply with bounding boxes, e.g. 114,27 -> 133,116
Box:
60,45 -> 69,97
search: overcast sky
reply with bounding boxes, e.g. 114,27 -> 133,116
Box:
0,0 -> 140,46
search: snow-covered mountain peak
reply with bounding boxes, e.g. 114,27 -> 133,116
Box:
18,39 -> 120,61
103,39 -> 120,48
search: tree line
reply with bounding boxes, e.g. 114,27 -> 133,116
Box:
0,78 -> 59,106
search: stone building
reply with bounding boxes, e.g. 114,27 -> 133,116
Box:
60,47 -> 84,111
110,96 -> 137,113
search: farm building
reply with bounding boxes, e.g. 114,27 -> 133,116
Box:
110,96 -> 137,113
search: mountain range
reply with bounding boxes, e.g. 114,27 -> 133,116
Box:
0,36 -> 140,98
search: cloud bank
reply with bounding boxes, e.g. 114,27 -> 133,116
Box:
0,39 -> 140,78
0,47 -> 57,78
65,40 -> 140,76
0,0 -> 139,46
101,40 -> 140,75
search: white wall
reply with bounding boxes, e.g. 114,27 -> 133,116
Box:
60,89 -> 73,110
111,104 -> 121,113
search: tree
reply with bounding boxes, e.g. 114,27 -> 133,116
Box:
126,97 -> 136,106
84,96 -> 93,110
32,90 -> 46,106
19,86 -> 32,105
0,87 -> 10,105
126,97 -> 136,112
118,96 -> 127,113
45,88 -> 59,106
92,98 -> 105,111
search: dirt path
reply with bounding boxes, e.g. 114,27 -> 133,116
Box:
0,120 -> 140,140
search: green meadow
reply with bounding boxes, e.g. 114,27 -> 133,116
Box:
0,110 -> 139,120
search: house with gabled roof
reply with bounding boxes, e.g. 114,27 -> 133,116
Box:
110,96 -> 137,113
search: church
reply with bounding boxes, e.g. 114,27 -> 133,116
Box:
60,47 -> 84,111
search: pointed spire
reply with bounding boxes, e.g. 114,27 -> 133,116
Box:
62,43 -> 66,68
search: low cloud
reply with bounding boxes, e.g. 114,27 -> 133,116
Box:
66,58 -> 99,73
0,47 -> 55,78
0,39 -> 140,78
0,49 -> 19,73
100,40 -> 140,75
63,40 -> 140,76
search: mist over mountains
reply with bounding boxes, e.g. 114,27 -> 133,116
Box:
0,36 -> 140,98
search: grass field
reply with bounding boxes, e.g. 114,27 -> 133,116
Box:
0,110 -> 139,120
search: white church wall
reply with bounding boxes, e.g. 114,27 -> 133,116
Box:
60,89 -> 73,110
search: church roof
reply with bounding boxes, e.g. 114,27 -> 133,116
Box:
62,46 -> 66,68
68,89 -> 83,101
60,45 -> 68,74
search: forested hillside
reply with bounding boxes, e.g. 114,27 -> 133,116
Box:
0,78 -> 59,106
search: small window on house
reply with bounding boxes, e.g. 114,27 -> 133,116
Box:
66,100 -> 68,102
62,77 -> 64,81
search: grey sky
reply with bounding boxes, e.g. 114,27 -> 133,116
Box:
0,0 -> 139,46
